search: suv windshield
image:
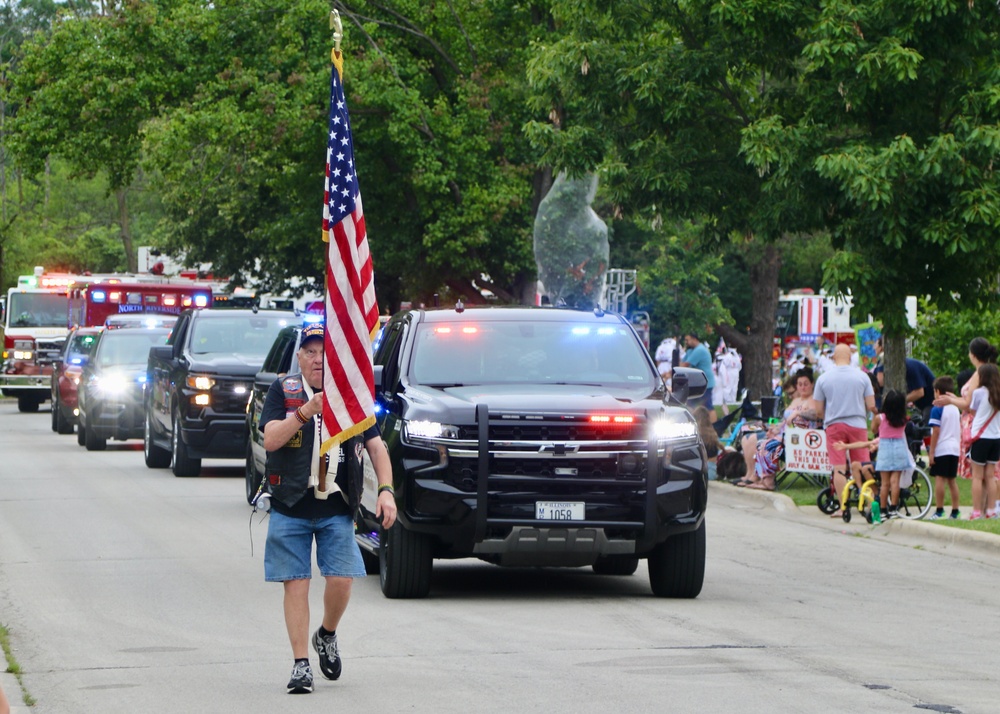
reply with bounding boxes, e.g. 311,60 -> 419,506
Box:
189,314 -> 293,359
96,331 -> 169,368
409,319 -> 657,389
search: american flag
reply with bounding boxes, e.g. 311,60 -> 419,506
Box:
320,50 -> 379,456
799,296 -> 823,338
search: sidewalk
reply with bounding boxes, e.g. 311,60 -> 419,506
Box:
0,671 -> 28,714
709,480 -> 1000,555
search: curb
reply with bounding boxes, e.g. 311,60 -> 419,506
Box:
709,480 -> 1000,555
0,671 -> 29,714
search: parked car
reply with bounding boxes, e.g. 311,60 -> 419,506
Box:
50,326 -> 103,435
144,308 -> 297,477
77,327 -> 171,450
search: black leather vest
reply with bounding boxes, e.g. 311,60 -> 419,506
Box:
265,375 -> 364,513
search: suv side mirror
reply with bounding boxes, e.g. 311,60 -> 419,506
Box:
668,367 -> 708,405
149,345 -> 174,363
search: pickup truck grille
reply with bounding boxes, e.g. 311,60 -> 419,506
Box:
209,378 -> 252,414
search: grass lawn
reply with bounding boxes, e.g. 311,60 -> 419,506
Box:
775,475 -> 1000,535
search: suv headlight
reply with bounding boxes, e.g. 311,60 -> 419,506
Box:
651,418 -> 698,441
404,420 -> 462,442
96,373 -> 130,395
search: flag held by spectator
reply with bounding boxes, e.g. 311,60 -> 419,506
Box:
320,48 -> 379,457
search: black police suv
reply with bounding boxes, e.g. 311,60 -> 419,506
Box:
357,306 -> 709,599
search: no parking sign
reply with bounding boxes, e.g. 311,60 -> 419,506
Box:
785,427 -> 831,475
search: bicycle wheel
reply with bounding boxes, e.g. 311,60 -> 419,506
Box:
896,466 -> 933,520
816,488 -> 839,515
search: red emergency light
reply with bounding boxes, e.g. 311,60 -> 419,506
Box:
589,415 -> 636,424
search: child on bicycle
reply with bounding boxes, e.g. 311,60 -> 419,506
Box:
928,376 -> 961,520
834,390 -> 909,518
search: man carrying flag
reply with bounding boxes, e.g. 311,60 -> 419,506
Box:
258,36 -> 396,696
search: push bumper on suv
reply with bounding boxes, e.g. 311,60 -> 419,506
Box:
395,404 -> 707,567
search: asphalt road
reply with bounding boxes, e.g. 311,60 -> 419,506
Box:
1,400 -> 999,714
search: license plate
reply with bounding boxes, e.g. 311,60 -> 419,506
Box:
535,501 -> 585,521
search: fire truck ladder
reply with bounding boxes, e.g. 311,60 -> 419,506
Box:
601,269 -> 637,316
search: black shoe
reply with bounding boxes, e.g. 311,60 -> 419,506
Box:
287,661 -> 314,694
312,628 -> 342,680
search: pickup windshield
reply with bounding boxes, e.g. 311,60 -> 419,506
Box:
409,319 -> 658,390
189,314 -> 293,360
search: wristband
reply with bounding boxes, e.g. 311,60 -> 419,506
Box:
378,484 -> 394,495
294,408 -> 308,425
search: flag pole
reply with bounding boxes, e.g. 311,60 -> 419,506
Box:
318,8 -> 344,493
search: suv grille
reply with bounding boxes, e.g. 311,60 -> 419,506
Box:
436,415 -> 656,499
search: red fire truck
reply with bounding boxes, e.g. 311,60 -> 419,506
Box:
2,270 -> 213,412
2,271 -> 91,412
68,281 -> 212,327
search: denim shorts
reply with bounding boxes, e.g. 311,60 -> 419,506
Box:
264,511 -> 367,582
874,436 -> 911,472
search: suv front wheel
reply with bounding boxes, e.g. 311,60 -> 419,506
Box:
379,524 -> 432,599
647,521 -> 706,598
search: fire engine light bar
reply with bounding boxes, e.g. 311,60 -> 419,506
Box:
194,294 -> 209,308
109,292 -> 121,302
589,415 -> 635,424
181,296 -> 192,307
163,295 -> 177,306
92,291 -> 106,303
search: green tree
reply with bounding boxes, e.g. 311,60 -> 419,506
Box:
527,1 -> 827,400
6,1 -> 182,272
745,0 -> 1000,392
914,300 -> 1000,380
141,0 -> 553,310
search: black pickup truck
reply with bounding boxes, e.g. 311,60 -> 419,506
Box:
143,308 -> 296,477
357,305 -> 709,599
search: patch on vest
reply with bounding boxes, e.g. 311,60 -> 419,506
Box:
354,442 -> 364,463
284,398 -> 305,409
268,474 -> 282,486
287,430 -> 303,448
283,377 -> 304,394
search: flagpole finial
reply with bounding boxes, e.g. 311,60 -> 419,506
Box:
330,9 -> 343,54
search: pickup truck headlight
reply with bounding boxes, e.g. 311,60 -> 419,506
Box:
404,420 -> 462,441
186,374 -> 216,390
651,419 -> 698,441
